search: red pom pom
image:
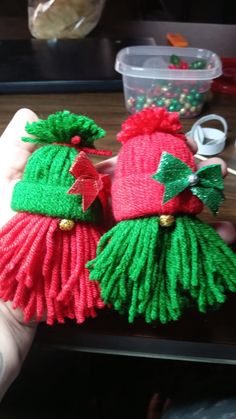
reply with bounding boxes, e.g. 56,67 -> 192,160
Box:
117,107 -> 183,144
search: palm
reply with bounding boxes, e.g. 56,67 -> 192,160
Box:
0,109 -> 38,399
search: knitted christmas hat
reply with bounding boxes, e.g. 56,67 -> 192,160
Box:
12,139 -> 102,223
0,110 -> 111,325
88,107 -> 236,325
12,110 -> 110,222
112,108 -> 203,221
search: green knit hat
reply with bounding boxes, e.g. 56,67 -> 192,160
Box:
11,110 -> 106,223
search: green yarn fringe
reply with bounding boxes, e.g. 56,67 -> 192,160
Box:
22,110 -> 106,147
87,216 -> 236,324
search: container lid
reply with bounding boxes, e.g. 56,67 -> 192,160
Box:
115,46 -> 222,80
212,57 -> 236,94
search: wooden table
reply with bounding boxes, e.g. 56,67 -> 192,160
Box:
0,90 -> 235,224
0,19 -> 236,364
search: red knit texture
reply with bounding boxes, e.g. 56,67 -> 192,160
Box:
0,212 -> 105,325
112,108 -> 203,221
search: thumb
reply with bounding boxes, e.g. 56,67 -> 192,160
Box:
0,108 -> 39,181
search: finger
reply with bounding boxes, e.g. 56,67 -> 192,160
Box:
186,137 -> 198,154
213,221 -> 236,245
95,156 -> 118,177
196,157 -> 227,177
186,135 -> 227,177
1,108 -> 38,150
0,108 -> 39,180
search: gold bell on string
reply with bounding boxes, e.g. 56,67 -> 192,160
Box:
59,219 -> 75,231
159,215 -> 175,227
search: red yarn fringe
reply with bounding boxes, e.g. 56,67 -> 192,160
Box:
117,107 -> 183,144
0,213 -> 105,325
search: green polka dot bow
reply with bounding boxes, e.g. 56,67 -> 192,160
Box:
152,152 -> 224,214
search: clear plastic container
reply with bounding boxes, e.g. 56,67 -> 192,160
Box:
115,46 -> 222,118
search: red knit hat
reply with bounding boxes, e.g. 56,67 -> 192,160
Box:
112,107 -> 203,221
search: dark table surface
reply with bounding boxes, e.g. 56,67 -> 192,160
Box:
0,19 -> 236,364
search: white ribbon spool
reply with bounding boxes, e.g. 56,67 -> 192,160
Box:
186,114 -> 227,156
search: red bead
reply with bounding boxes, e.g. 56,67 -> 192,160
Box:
180,61 -> 189,69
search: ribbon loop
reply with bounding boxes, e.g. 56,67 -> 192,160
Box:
152,152 -> 224,214
68,151 -> 110,212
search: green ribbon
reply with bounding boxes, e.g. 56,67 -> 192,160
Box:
152,152 -> 224,214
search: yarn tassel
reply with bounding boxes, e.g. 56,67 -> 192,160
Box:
88,215 -> 236,324
0,212 -> 105,325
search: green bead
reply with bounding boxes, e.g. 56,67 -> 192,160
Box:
191,100 -> 201,106
136,95 -> 145,103
189,62 -> 197,69
168,105 -> 176,112
136,103 -> 144,111
198,59 -> 207,69
190,59 -> 207,69
156,99 -> 164,106
175,103 -> 182,111
194,92 -> 203,100
170,54 -> 180,65
186,94 -> 195,103
152,96 -> 159,103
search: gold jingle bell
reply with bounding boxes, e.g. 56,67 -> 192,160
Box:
159,215 -> 175,227
59,219 -> 75,231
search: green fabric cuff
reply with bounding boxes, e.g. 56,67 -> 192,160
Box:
11,181 -> 101,223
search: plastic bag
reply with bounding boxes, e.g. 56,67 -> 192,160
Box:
28,0 -> 106,39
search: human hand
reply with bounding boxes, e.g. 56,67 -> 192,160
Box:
0,108 -> 39,400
